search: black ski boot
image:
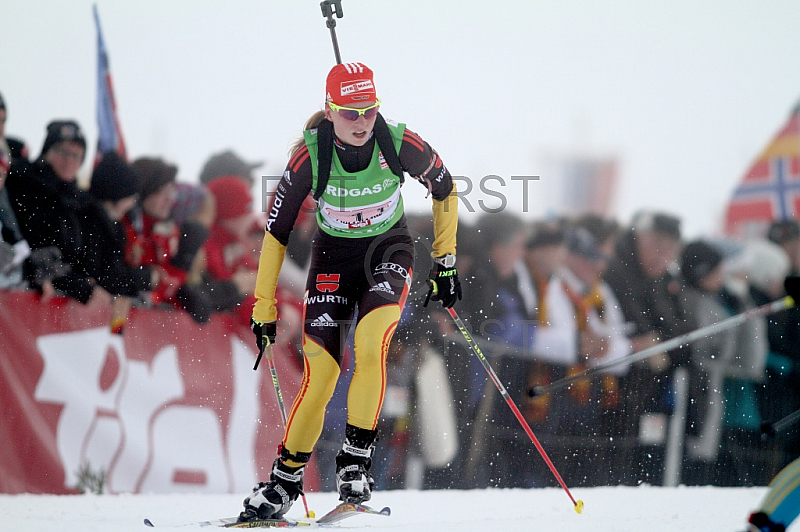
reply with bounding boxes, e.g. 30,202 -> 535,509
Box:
335,424 -> 377,504
239,448 -> 309,522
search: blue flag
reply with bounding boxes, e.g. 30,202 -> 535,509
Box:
94,5 -> 127,164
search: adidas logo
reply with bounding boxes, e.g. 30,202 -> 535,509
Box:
310,313 -> 338,327
369,281 -> 395,295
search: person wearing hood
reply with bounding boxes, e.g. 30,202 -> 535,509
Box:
80,151 -> 158,300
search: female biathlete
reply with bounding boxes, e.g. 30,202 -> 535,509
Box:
240,62 -> 461,522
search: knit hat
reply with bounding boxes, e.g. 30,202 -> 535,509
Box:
680,240 -> 723,289
526,221 -> 565,249
766,219 -> 800,246
90,151 -> 140,202
326,62 -> 377,106
40,120 -> 87,160
198,150 -> 262,185
130,157 -> 178,200
206,175 -> 253,221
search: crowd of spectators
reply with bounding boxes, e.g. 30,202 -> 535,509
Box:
0,91 -> 265,331
384,211 -> 800,490
1,90 -> 798,491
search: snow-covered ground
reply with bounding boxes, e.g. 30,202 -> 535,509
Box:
1,486 -> 768,531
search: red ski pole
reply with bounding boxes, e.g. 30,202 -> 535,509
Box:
446,307 -> 584,514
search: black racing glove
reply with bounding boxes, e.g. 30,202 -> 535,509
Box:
251,317 -> 277,352
424,255 -> 462,309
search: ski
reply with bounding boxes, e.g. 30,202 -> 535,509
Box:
143,502 -> 391,528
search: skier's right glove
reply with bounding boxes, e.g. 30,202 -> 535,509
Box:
424,254 -> 461,309
251,318 -> 277,352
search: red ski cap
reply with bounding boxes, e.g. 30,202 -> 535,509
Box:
326,62 -> 377,106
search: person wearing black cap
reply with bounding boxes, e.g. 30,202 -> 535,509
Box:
79,152 -> 156,300
5,119 -> 111,306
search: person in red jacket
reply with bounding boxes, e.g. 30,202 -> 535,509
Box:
122,157 -> 211,323
204,176 -> 258,324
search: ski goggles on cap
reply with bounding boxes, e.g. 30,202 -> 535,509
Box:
327,99 -> 381,121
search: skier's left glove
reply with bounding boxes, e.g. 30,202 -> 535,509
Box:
251,317 -> 277,352
424,254 -> 461,309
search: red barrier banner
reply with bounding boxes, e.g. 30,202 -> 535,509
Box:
0,291 -> 314,494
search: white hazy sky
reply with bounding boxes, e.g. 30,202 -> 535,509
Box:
4,1 -> 800,237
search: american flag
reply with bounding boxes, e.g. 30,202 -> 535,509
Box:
724,104 -> 800,238
93,5 -> 127,164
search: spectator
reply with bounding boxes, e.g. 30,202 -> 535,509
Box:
0,91 -> 29,165
543,215 -> 630,486
679,241 -> 733,482
682,240 -> 769,486
6,120 -> 111,306
199,149 -> 262,188
0,102 -> 30,289
169,182 -> 215,288
123,157 -> 211,323
465,212 -> 536,488
516,221 -> 571,427
747,239 -> 800,472
603,210 -> 691,485
204,175 -> 258,324
81,151 -> 156,299
520,221 -> 574,367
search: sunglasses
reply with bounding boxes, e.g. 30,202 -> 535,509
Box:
328,98 -> 381,121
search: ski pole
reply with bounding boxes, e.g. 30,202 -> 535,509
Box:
532,295 -> 796,398
762,407 -> 800,439
445,306 -> 584,514
258,343 -> 314,519
320,0 -> 344,65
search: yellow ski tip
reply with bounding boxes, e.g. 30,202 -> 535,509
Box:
574,500 -> 585,514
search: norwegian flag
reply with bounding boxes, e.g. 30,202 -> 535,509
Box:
93,5 -> 127,165
724,104 -> 800,238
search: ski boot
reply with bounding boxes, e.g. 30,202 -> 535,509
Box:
335,424 -> 377,504
239,448 -> 309,522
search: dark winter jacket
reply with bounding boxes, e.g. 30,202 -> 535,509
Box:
78,201 -> 152,298
603,229 -> 694,366
5,159 -> 95,303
